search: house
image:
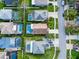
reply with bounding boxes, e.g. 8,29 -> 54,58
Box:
0,51 -> 17,59
0,52 -> 6,59
26,23 -> 48,34
0,37 -> 21,48
32,0 -> 48,6
75,16 -> 79,25
0,22 -> 22,34
28,10 -> 48,21
0,9 -> 19,20
73,45 -> 79,52
25,40 -> 50,54
76,0 -> 79,11
3,0 -> 18,6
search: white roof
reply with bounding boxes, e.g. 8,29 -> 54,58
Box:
0,9 -> 12,20
0,52 -> 6,59
12,25 -> 17,31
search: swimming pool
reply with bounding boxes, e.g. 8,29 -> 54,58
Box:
11,52 -> 17,59
26,44 -> 31,51
17,24 -> 22,34
26,24 -> 32,34
28,14 -> 32,21
15,38 -> 21,48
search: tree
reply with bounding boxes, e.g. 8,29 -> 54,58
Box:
64,8 -> 77,20
0,2 -> 5,9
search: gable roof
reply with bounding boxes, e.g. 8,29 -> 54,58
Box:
28,10 -> 48,21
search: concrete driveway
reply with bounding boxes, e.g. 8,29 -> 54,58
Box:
48,12 -> 58,18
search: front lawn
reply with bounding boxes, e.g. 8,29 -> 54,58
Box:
65,26 -> 79,35
17,50 -> 22,59
47,5 -> 58,12
48,17 -> 54,29
71,50 -> 79,59
48,17 -> 58,29
24,48 -> 54,59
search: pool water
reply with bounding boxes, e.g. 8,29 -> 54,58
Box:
26,24 -> 32,34
18,24 -> 22,34
11,52 -> 17,59
28,15 -> 32,21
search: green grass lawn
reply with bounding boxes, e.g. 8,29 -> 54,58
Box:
24,48 -> 54,59
23,47 -> 60,59
26,0 -> 31,6
48,17 -> 54,29
65,26 -> 79,35
47,5 -> 58,12
47,34 -> 59,39
71,50 -> 79,59
17,50 -> 22,59
48,17 -> 58,29
67,49 -> 79,59
0,2 -> 5,9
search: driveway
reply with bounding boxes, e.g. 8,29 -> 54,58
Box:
48,1 -> 58,6
48,29 -> 59,34
48,12 -> 58,18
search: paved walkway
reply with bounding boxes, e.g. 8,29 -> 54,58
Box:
66,35 -> 79,40
64,5 -> 69,11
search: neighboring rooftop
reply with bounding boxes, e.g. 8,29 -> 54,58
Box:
32,0 -> 48,6
0,9 -> 19,20
0,37 -> 21,48
25,40 -> 50,54
0,52 -> 6,59
28,10 -> 48,21
76,0 -> 79,10
0,22 -> 22,34
26,23 -> 48,34
3,0 -> 18,6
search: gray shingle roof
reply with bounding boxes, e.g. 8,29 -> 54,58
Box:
28,10 -> 48,21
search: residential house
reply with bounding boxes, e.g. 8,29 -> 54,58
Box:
28,10 -> 48,21
0,9 -> 19,20
76,0 -> 79,11
3,0 -> 18,6
0,51 -> 17,59
0,37 -> 21,48
32,0 -> 48,6
0,52 -> 7,59
25,40 -> 50,54
26,23 -> 48,34
0,37 -> 21,59
73,45 -> 79,52
0,22 -> 22,34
